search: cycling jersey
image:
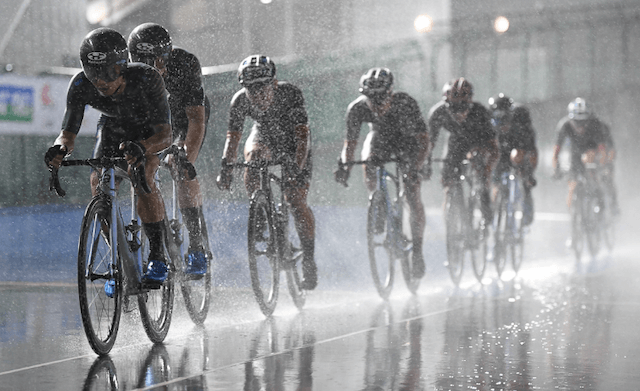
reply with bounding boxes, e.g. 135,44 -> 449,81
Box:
555,115 -> 607,174
494,105 -> 537,179
163,47 -> 210,142
345,92 -> 427,161
427,100 -> 496,173
62,63 -> 170,141
229,81 -> 308,157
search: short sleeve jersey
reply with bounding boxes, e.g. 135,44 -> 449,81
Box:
427,100 -> 496,160
164,47 -> 210,140
555,115 -> 607,169
228,81 -> 308,156
61,63 -> 170,141
345,92 -> 427,142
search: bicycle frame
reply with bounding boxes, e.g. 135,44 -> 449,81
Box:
376,165 -> 410,258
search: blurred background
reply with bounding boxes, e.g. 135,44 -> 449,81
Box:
0,0 -> 639,212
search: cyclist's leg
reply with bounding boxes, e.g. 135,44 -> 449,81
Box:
137,154 -> 170,283
284,151 -> 317,290
403,169 -> 426,277
360,131 -> 386,194
243,126 -> 271,197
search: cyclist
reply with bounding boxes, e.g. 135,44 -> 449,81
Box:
334,67 -> 430,279
128,23 -> 211,275
215,55 -> 317,290
44,28 -> 172,286
552,97 -> 613,211
426,77 -> 498,224
488,93 -> 538,226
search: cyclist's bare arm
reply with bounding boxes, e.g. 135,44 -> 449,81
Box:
183,105 -> 207,163
50,130 -> 78,168
137,124 -> 172,156
294,123 -> 310,170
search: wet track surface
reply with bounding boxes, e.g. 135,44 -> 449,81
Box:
2,212 -> 640,390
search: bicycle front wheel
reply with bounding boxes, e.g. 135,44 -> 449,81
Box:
584,196 -> 601,259
468,190 -> 488,282
493,189 -> 508,278
78,196 -> 122,355
248,190 -> 280,316
509,191 -> 525,273
139,227 -> 175,343
367,190 -> 395,299
445,186 -> 465,286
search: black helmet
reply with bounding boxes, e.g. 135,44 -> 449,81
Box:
237,55 -> 276,86
488,93 -> 513,112
445,77 -> 473,113
127,23 -> 172,65
359,67 -> 394,97
80,28 -> 128,83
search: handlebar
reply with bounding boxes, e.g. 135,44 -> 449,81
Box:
159,145 -> 197,181
48,156 -> 151,197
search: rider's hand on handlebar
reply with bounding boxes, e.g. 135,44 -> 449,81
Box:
334,164 -> 350,187
120,141 -> 146,167
44,145 -> 68,170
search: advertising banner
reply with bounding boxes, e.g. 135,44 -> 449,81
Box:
0,74 -> 99,136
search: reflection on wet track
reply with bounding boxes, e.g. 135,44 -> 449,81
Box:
2,216 -> 640,390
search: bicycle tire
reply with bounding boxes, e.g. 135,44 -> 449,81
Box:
367,189 -> 395,299
571,195 -> 585,265
138,226 -> 175,344
509,182 -> 525,273
399,195 -> 420,294
179,209 -> 212,325
445,186 -> 465,286
602,195 -> 616,252
584,196 -> 601,259
78,196 -> 122,355
493,189 -> 508,278
248,190 -> 280,316
283,207 -> 306,310
468,189 -> 488,282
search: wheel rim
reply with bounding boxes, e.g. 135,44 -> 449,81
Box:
445,191 -> 465,286
368,190 -> 395,299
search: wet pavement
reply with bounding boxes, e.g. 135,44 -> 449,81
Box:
2,215 -> 640,390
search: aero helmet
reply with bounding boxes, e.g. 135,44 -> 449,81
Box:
79,28 -> 128,83
237,55 -> 276,86
568,97 -> 590,120
359,67 -> 394,97
127,23 -> 172,65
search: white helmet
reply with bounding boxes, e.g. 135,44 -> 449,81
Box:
568,97 -> 590,120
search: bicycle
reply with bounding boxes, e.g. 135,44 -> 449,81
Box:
158,145 -> 212,325
225,157 -> 306,316
598,165 -> 617,253
339,158 -> 421,299
492,167 -> 527,277
49,157 -> 176,355
439,154 -> 489,285
569,163 -> 605,265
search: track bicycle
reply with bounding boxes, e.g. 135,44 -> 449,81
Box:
492,167 -> 527,277
158,145 -> 212,325
339,158 -> 421,299
439,154 -> 490,285
50,157 -> 176,355
569,163 -> 605,265
225,157 -> 306,316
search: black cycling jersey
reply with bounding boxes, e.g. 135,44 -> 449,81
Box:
494,105 -> 537,176
228,81 -> 308,157
427,100 -> 495,162
163,47 -> 210,141
62,62 -> 170,141
555,115 -> 607,172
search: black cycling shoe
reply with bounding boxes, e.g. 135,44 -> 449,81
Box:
301,259 -> 317,290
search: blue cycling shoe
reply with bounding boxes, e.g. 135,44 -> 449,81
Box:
104,279 -> 116,298
142,259 -> 168,285
185,250 -> 207,275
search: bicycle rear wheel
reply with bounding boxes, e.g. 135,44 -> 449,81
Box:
178,209 -> 212,325
445,187 -> 465,286
367,190 -> 395,299
138,225 -> 175,344
468,190 -> 488,282
78,196 -> 122,355
284,209 -> 306,310
493,189 -> 508,278
399,195 -> 420,294
248,190 -> 280,316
